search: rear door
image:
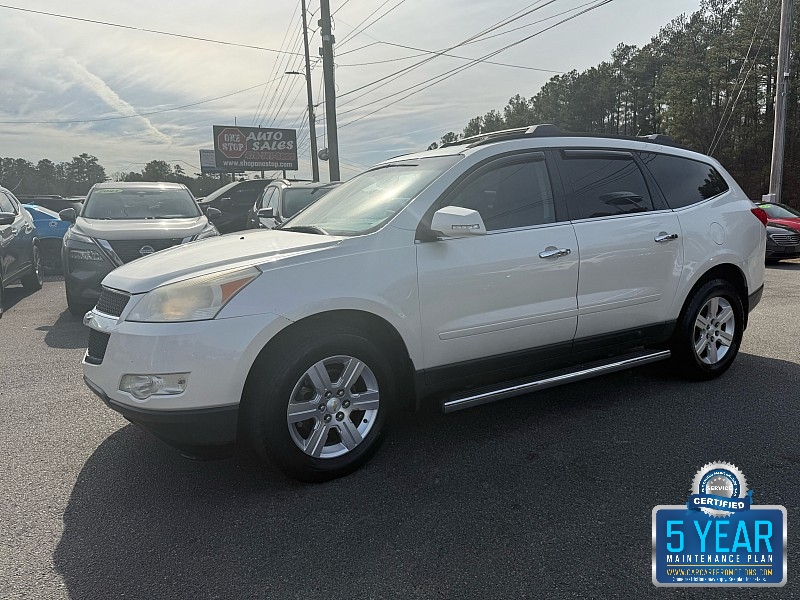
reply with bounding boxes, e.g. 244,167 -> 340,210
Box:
554,149 -> 683,343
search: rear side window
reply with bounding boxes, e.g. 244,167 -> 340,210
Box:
0,192 -> 16,214
558,151 -> 654,219
638,153 -> 729,209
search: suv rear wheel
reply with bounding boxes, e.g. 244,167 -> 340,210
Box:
20,245 -> 43,291
670,279 -> 744,380
244,327 -> 396,482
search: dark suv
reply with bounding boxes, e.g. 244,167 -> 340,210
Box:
197,180 -> 272,233
60,182 -> 219,315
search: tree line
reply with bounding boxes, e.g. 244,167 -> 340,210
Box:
0,156 -> 229,199
432,0 -> 798,207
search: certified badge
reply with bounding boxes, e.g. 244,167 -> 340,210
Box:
652,462 -> 786,587
688,461 -> 752,517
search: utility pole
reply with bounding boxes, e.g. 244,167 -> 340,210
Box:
319,0 -> 341,181
765,0 -> 794,204
301,0 -> 319,182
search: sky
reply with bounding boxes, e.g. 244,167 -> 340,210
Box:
0,0 -> 702,182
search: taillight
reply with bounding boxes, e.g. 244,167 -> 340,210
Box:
751,208 -> 768,227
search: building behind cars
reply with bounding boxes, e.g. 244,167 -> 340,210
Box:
60,182 -> 219,315
81,125 -> 766,482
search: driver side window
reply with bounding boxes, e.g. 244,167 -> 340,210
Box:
0,192 -> 17,214
449,158 -> 556,231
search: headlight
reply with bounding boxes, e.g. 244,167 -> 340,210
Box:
69,249 -> 104,262
64,228 -> 95,244
126,266 -> 260,322
194,226 -> 219,240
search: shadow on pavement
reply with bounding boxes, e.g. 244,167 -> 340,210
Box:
1,282 -> 39,313
37,309 -> 88,350
53,352 -> 799,599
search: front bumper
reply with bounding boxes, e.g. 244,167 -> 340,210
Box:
84,376 -> 239,453
82,308 -> 292,450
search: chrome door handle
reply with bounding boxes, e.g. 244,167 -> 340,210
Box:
539,247 -> 571,259
654,233 -> 678,243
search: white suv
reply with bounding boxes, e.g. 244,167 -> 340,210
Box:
81,125 -> 766,481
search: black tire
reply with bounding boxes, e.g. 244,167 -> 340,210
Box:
39,239 -> 62,275
242,326 -> 398,482
20,245 -> 43,291
669,278 -> 744,380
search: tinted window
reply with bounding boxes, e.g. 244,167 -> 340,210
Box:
449,159 -> 555,231
639,152 -> 729,209
83,188 -> 201,220
559,152 -> 654,219
282,187 -> 332,219
0,193 -> 16,213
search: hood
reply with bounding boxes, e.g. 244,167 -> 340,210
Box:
103,229 -> 344,294
76,216 -> 209,240
767,222 -> 800,234
767,217 -> 800,231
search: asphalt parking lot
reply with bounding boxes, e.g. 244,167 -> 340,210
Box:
1,266 -> 798,599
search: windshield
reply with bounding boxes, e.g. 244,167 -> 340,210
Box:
83,188 -> 201,220
283,156 -> 461,235
283,187 -> 334,219
759,203 -> 800,219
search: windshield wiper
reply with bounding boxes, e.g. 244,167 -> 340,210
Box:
278,225 -> 328,235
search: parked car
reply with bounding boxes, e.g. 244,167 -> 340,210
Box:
16,195 -> 84,214
247,180 -> 342,229
757,201 -> 800,230
81,125 -> 766,482
23,204 -> 70,274
60,182 -> 219,316
197,179 -> 272,233
765,222 -> 800,263
0,186 -> 42,316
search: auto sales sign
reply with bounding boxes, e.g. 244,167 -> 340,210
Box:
213,125 -> 298,171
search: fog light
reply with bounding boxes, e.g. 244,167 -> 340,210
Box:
69,249 -> 104,262
119,373 -> 189,400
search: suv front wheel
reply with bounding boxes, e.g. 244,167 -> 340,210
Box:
670,279 -> 744,380
244,327 -> 396,482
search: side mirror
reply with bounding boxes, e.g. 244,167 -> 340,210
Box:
59,208 -> 76,223
0,212 -> 15,226
205,207 -> 222,221
257,207 -> 275,219
430,206 -> 487,238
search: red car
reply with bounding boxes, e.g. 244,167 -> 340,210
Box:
758,202 -> 800,229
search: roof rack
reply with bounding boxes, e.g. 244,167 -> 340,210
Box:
438,124 -> 689,151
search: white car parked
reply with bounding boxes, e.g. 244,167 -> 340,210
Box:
82,125 -> 766,481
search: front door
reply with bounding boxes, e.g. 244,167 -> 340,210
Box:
416,152 -> 579,379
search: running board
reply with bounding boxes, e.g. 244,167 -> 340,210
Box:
442,349 -> 671,414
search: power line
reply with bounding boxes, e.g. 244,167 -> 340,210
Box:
0,77 -> 284,124
338,40 -> 564,73
339,0 -> 615,128
331,0 -> 354,16
337,0 -> 407,48
0,4 -> 305,56
337,0 -> 560,103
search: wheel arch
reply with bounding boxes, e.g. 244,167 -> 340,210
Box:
678,262 -> 749,329
241,309 -> 417,420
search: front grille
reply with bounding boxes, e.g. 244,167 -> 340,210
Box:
107,238 -> 183,263
96,288 -> 130,317
770,233 -> 800,246
86,329 -> 111,365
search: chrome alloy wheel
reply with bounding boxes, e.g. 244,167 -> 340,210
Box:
286,355 -> 380,459
693,296 -> 735,365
